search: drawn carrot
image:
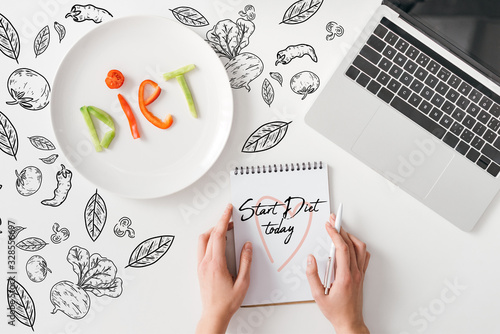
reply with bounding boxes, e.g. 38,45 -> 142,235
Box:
65,4 -> 113,24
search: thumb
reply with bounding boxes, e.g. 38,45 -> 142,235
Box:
306,254 -> 325,300
235,242 -> 252,293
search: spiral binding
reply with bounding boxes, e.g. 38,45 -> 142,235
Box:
234,161 -> 323,175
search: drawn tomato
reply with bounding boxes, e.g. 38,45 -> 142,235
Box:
15,166 -> 42,196
26,255 -> 51,283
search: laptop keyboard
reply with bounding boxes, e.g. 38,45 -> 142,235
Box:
345,17 -> 500,177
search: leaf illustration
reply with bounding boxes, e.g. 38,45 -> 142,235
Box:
67,245 -> 90,281
126,235 -> 175,268
8,223 -> 26,240
28,135 -> 55,150
34,25 -> 50,57
54,21 -> 66,43
16,237 -> 48,251
84,189 -> 107,242
242,121 -> 292,153
0,111 -> 18,160
7,278 -> 36,330
0,13 -> 20,63
40,153 -> 58,164
280,0 -> 323,25
270,72 -> 283,86
262,79 -> 274,107
170,7 -> 209,27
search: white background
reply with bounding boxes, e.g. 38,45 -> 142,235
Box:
1,0 -> 499,333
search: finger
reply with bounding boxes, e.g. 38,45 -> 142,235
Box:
348,232 -> 367,272
228,221 -> 234,231
306,254 -> 325,301
234,242 -> 253,295
197,227 -> 213,264
325,223 -> 350,281
340,227 -> 358,273
363,251 -> 371,274
211,204 -> 233,262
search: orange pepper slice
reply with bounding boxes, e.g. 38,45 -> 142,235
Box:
138,80 -> 173,129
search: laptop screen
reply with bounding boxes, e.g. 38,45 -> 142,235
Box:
388,0 -> 500,84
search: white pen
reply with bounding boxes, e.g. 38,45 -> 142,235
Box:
324,203 -> 343,294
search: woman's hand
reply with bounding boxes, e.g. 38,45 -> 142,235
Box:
196,204 -> 253,334
306,214 -> 370,334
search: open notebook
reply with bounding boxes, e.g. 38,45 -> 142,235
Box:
230,162 -> 331,306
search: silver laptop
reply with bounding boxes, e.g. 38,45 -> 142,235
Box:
305,0 -> 500,231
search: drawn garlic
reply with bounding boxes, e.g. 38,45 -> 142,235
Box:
326,21 -> 345,41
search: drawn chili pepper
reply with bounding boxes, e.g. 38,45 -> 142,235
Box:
41,164 -> 72,207
65,4 -> 113,24
275,44 -> 317,65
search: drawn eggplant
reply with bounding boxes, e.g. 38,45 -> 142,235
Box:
6,68 -> 51,111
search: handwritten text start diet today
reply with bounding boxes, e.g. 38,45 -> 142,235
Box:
238,196 -> 328,244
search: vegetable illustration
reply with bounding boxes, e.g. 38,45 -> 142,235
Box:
0,111 -> 19,160
270,72 -> 283,86
114,217 -> 135,238
290,71 -> 320,100
170,7 -> 209,27
16,237 -> 48,251
117,94 -> 140,139
54,21 -> 66,42
26,255 -> 52,283
33,25 -> 50,58
28,135 -> 56,150
50,246 -> 123,320
50,281 -> 90,319
242,121 -> 292,153
326,21 -> 344,40
126,235 -> 175,268
50,222 -> 70,244
139,79 -> 173,129
7,278 -> 36,330
40,153 -> 59,164
80,106 -> 115,151
65,4 -> 113,24
8,224 -> 26,240
42,164 -> 72,207
6,68 -> 51,111
15,166 -> 42,196
105,69 -> 124,89
206,9 -> 263,92
164,64 -> 198,118
238,5 -> 256,21
262,78 -> 274,107
280,0 -> 324,25
275,44 -> 317,65
84,189 -> 107,242
0,13 -> 21,63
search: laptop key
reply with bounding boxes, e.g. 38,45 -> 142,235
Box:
466,148 -> 480,162
400,72 -> 413,86
466,103 -> 480,117
445,89 -> 459,103
416,53 -> 430,67
367,35 -> 386,52
430,108 -> 443,121
473,123 -> 486,136
353,56 -> 380,78
494,137 -> 500,150
437,68 -> 451,81
479,96 -> 493,111
477,155 -> 491,169
419,100 -> 433,114
382,46 -> 397,60
346,66 -> 361,80
409,79 -> 424,93
490,104 -> 500,118
414,67 -> 428,81
471,136 -> 485,150
441,101 -> 455,114
439,115 -> 453,129
376,72 -> 391,85
398,86 -> 412,100
483,129 -> 497,144
478,110 -> 491,124
367,80 -> 382,95
452,108 -> 465,122
384,31 -> 398,45
424,74 -> 438,88
456,141 -> 470,155
408,93 -> 422,107
378,57 -> 393,72
387,79 -> 401,93
405,46 -> 419,60
443,132 -> 459,148
487,118 -> 500,132
487,162 -> 500,177
458,82 -> 472,96
468,89 -> 482,103
456,95 -> 470,110
360,45 -> 382,64
403,60 -> 417,74
388,65 -> 403,79
373,25 -> 388,39
394,53 -> 407,67
430,94 -> 445,108
356,73 -> 371,87
460,129 -> 474,143
420,86 -> 434,100
448,74 -> 461,89
463,115 -> 476,129
390,96 -> 445,139
481,143 -> 500,165
426,60 -> 440,74
395,39 -> 409,53
451,122 -> 464,136
377,87 -> 395,103
435,81 -> 449,95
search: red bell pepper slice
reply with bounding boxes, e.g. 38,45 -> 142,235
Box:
117,94 -> 140,139
138,80 -> 173,129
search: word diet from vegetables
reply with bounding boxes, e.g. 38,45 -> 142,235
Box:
81,64 -> 198,152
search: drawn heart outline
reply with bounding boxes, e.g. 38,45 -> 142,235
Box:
255,196 -> 313,272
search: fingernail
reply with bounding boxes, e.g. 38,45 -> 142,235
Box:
307,254 -> 313,265
244,242 -> 252,252
226,203 -> 233,211
325,221 -> 334,229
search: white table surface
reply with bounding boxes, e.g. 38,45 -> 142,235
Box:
1,1 -> 500,333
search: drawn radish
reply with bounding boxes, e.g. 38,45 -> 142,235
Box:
6,68 -> 51,111
50,281 -> 91,319
225,53 -> 264,91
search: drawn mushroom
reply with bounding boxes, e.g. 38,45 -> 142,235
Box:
326,21 -> 345,41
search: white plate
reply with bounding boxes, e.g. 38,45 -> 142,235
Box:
51,16 -> 233,198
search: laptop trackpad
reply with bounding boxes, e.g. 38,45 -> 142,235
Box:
351,108 -> 454,199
